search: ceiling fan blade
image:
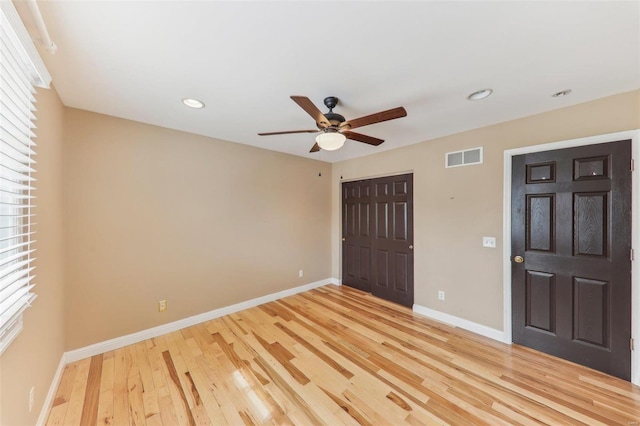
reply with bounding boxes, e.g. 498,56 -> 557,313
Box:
258,129 -> 319,136
343,131 -> 385,146
341,106 -> 407,130
309,142 -> 320,153
290,96 -> 332,128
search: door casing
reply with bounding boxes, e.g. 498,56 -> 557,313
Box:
502,129 -> 640,385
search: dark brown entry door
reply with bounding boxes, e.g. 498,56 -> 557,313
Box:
511,140 -> 631,380
342,174 -> 414,307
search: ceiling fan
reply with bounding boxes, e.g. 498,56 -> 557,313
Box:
258,96 -> 407,153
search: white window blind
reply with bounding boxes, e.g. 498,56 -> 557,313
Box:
0,0 -> 51,355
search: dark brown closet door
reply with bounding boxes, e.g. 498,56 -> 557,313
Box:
342,174 -> 414,307
342,180 -> 373,292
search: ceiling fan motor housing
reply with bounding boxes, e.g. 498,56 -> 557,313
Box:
322,112 -> 346,128
318,96 -> 345,128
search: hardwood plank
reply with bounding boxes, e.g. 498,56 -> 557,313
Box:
45,401 -> 70,426
96,389 -> 114,426
162,350 -> 196,426
79,355 -> 103,425
61,358 -> 91,425
44,285 -> 640,425
126,348 -> 147,426
135,342 -> 161,421
146,336 -> 181,425
96,352 -> 115,426
51,363 -> 79,407
112,348 -> 130,425
46,362 -> 79,425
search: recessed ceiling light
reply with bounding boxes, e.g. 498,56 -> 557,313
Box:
552,89 -> 572,98
467,88 -> 493,101
182,98 -> 205,109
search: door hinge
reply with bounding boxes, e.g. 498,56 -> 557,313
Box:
632,159 -> 635,172
631,338 -> 635,351
631,249 -> 635,261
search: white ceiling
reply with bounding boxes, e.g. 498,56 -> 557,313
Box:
18,1 -> 640,163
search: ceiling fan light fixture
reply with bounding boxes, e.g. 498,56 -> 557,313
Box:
467,88 -> 493,101
316,132 -> 346,151
182,98 -> 205,109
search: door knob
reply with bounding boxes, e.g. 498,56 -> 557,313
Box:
514,255 -> 524,263
342,238 -> 346,242
409,245 -> 414,250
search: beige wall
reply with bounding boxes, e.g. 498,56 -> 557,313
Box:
0,86 -> 66,425
64,109 -> 332,350
332,89 -> 640,330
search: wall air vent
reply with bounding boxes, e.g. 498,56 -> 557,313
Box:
446,147 -> 483,168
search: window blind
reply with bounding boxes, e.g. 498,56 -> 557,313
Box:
0,0 -> 50,355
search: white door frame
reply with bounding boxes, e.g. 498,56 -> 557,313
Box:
502,129 -> 640,385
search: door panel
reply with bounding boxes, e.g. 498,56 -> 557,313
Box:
526,194 -> 555,252
512,140 -> 631,380
342,181 -> 373,292
573,192 -> 607,256
525,270 -> 555,333
342,174 -> 414,307
371,174 -> 414,307
573,277 -> 608,347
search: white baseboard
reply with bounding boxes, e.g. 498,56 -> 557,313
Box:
329,277 -> 342,285
65,278 -> 333,363
413,304 -> 506,343
36,353 -> 66,426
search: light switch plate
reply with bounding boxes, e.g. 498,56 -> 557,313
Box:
482,237 -> 496,248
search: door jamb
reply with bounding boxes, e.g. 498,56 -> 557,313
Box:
502,129 -> 640,385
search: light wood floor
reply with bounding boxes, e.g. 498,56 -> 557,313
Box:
47,285 -> 640,425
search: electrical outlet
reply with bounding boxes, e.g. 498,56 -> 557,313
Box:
298,269 -> 304,278
29,386 -> 34,413
158,300 -> 167,312
438,291 -> 445,301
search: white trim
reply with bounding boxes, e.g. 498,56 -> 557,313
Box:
329,277 -> 342,286
25,0 -> 57,54
65,278 -> 333,363
36,353 -> 66,426
0,0 -> 51,88
413,304 -> 505,343
502,129 -> 640,385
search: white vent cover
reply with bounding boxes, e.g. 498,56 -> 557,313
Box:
446,147 -> 483,168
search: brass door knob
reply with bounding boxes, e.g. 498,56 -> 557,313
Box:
514,255 -> 524,263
